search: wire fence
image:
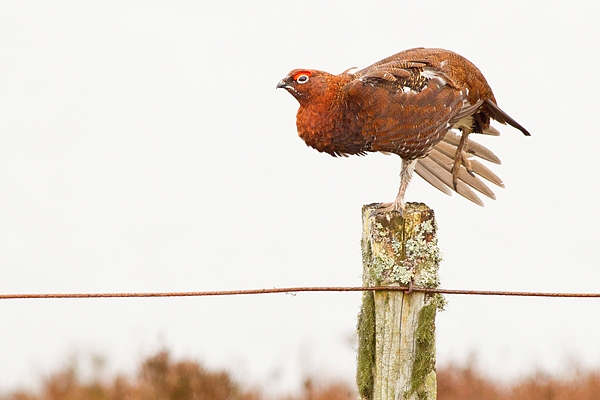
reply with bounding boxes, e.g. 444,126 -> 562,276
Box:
2,286 -> 600,300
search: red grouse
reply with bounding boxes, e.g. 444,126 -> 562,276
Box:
277,47 -> 530,214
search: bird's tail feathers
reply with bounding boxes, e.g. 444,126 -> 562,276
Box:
485,99 -> 531,136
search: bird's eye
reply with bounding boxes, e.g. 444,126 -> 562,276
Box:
296,74 -> 309,84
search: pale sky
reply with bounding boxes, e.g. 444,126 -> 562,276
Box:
1,0 -> 600,396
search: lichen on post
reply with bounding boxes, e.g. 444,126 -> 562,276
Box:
357,203 -> 445,400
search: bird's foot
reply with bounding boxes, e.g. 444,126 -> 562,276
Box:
451,151 -> 475,190
370,201 -> 405,217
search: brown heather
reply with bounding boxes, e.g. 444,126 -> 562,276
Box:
3,351 -> 600,400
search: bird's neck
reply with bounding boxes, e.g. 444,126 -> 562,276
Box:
295,75 -> 351,155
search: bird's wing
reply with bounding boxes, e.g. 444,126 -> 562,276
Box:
441,131 -> 501,164
415,132 -> 505,205
342,75 -> 464,159
345,49 -> 513,206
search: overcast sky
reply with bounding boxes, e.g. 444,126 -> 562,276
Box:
1,0 -> 599,396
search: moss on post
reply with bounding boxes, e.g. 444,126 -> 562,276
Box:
357,203 -> 445,400
357,290 -> 375,399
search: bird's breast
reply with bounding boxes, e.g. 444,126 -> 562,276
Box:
296,102 -> 367,157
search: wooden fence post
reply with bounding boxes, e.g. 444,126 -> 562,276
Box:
357,203 -> 445,400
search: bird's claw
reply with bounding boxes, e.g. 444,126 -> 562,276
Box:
369,202 -> 404,218
451,151 -> 474,190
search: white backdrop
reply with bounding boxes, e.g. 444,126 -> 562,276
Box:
1,0 -> 599,396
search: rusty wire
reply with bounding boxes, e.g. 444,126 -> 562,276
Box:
1,286 -> 600,300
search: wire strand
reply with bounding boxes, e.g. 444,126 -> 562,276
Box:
2,286 -> 600,300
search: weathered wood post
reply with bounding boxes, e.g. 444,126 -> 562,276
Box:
357,203 -> 445,400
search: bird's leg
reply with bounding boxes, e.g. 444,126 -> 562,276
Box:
395,158 -> 416,211
374,158 -> 417,216
451,130 -> 474,190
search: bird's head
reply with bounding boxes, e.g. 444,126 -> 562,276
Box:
276,69 -> 332,104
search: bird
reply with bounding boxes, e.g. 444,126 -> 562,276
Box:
276,47 -> 530,214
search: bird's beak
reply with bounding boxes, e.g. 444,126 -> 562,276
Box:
276,79 -> 289,90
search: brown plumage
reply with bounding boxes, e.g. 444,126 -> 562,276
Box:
277,47 -> 530,213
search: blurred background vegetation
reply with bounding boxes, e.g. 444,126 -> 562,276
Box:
2,350 -> 600,400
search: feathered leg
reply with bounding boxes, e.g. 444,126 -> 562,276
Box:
451,129 -> 474,190
374,158 -> 417,215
